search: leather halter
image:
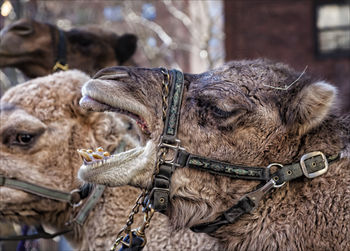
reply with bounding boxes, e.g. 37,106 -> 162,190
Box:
49,24 -> 68,72
149,68 -> 340,234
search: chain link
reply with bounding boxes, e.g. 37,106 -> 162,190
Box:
110,190 -> 146,250
110,68 -> 171,251
160,68 -> 170,121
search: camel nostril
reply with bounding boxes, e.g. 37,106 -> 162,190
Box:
9,24 -> 34,36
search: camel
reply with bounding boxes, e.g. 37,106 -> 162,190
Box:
78,59 -> 350,250
0,18 -> 137,78
0,70 -> 221,250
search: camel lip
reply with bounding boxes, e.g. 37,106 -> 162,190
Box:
78,141 -> 155,185
80,95 -> 150,135
79,95 -> 111,112
81,80 -> 151,135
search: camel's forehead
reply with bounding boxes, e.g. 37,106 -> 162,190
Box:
2,81 -> 72,105
1,71 -> 89,120
0,105 -> 41,126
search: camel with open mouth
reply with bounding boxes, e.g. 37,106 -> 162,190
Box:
78,59 -> 350,250
0,18 -> 137,78
0,70 -> 221,250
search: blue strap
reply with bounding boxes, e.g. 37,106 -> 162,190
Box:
118,233 -> 145,251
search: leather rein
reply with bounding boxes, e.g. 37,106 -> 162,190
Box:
147,68 -> 339,234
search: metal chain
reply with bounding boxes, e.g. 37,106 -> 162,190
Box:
145,67 -> 171,196
110,190 -> 146,251
110,68 -> 171,251
160,68 -> 170,121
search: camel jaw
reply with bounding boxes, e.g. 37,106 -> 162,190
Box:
78,140 -> 157,188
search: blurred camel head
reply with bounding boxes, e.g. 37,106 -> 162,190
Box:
0,18 -> 137,78
78,59 -> 350,250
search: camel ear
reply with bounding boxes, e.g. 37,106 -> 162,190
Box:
285,81 -> 337,135
114,34 -> 137,64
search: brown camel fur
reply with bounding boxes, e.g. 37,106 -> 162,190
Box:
78,59 -> 350,250
0,70 -> 221,250
0,18 -> 137,78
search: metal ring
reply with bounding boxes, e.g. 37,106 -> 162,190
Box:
70,189 -> 83,207
267,163 -> 286,188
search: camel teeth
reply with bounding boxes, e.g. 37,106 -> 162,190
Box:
92,153 -> 103,159
103,152 -> 110,157
77,150 -> 92,162
96,147 -> 104,152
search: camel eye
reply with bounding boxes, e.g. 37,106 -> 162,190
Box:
15,133 -> 34,145
212,107 -> 232,118
9,24 -> 34,36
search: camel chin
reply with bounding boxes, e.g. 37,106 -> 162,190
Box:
78,140 -> 157,188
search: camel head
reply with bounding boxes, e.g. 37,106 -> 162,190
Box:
79,59 -> 341,186
0,18 -> 137,78
78,60 -> 346,236
0,70 -> 139,229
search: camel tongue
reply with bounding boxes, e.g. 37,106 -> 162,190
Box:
77,147 -> 111,164
136,120 -> 150,134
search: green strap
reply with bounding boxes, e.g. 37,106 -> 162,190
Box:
73,185 -> 105,225
186,155 -> 270,181
162,69 -> 185,143
0,176 -> 77,203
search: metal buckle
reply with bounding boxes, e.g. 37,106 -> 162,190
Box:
267,163 -> 285,187
70,189 -> 83,207
53,62 -> 69,72
158,138 -> 185,167
300,151 -> 328,178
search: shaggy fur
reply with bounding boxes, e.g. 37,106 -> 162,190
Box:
79,59 -> 350,250
0,18 -> 137,77
0,70 -> 221,250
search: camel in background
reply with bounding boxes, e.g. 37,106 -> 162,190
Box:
0,18 -> 137,78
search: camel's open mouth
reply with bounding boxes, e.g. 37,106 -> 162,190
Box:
78,80 -> 157,185
77,147 -> 113,169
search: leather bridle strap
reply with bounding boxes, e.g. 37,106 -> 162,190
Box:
177,151 -> 270,181
150,69 -> 185,212
190,152 -> 340,234
0,176 -> 81,204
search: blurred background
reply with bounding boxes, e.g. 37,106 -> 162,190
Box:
0,0 -> 349,250
0,1 -> 349,110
